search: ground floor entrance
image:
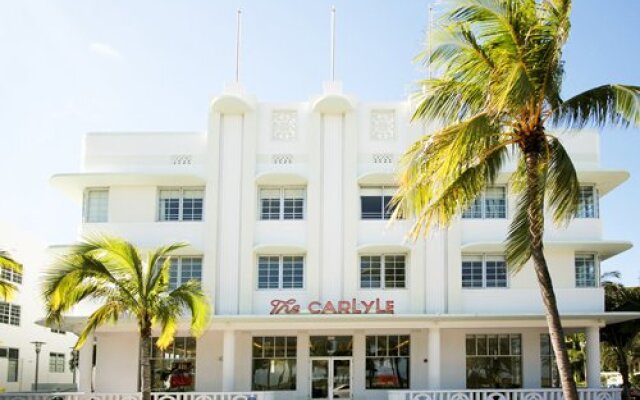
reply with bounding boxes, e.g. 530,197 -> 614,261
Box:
81,317 -> 612,399
310,357 -> 351,399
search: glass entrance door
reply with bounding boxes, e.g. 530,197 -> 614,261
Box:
311,358 -> 352,399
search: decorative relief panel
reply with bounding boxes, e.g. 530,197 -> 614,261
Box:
370,110 -> 396,140
272,154 -> 293,165
372,153 -> 393,164
172,154 -> 192,165
272,110 -> 297,141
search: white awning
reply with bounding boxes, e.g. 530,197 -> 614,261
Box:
461,240 -> 632,260
51,172 -> 206,202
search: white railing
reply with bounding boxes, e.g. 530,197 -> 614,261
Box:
0,393 -> 274,400
388,389 -> 622,400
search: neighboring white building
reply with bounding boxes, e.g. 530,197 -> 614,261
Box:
0,223 -> 77,392
51,82 -> 637,399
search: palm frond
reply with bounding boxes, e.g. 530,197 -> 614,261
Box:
551,85 -> 640,129
75,301 -> 123,349
146,242 -> 188,296
0,281 -> 18,301
545,137 -> 580,224
78,235 -> 145,296
0,251 -> 22,273
167,281 -> 210,337
505,192 -> 533,270
394,136 -> 509,238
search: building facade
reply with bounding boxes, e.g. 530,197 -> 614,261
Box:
52,82 -> 635,399
0,223 -> 77,392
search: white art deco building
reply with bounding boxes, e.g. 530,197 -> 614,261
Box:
51,82 -> 637,399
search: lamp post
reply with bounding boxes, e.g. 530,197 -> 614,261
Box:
31,341 -> 45,392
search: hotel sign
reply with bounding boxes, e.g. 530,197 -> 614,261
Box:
270,298 -> 395,315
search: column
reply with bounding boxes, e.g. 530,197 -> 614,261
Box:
222,330 -> 236,391
216,114 -> 244,314
427,328 -> 441,389
320,114 -> 344,300
586,326 -> 601,388
78,335 -> 94,392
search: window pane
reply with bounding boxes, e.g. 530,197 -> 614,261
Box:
462,197 -> 483,219
486,258 -> 507,288
361,196 -> 383,219
283,189 -> 304,220
182,190 -> 204,221
150,336 -> 196,392
159,190 -> 181,221
485,187 -> 506,218
252,359 -> 297,391
383,196 -> 395,219
168,258 -> 179,290
365,357 -> 410,389
282,256 -> 304,289
466,334 -> 522,389
365,335 -> 410,389
575,254 -> 596,288
384,255 -> 406,288
310,336 -> 353,357
257,256 -> 280,289
260,189 -> 281,220
85,189 -> 108,223
253,337 -> 264,358
286,337 -> 297,357
576,186 -> 597,218
462,258 -> 483,288
360,256 -> 381,288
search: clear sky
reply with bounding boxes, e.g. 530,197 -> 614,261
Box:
0,1 -> 638,284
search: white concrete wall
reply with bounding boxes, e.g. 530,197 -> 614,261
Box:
0,223 -> 77,392
94,333 -> 138,392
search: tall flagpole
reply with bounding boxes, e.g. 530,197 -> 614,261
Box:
330,6 -> 336,81
235,9 -> 242,82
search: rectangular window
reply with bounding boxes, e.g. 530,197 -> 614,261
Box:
158,187 -> 204,221
51,328 -> 66,334
252,336 -> 297,391
462,187 -> 507,219
259,187 -> 305,220
466,334 -> 522,388
7,348 -> 18,382
257,255 -> 304,289
49,352 -> 65,373
462,255 -> 508,288
1,267 -> 22,284
0,302 -> 20,326
168,256 -> 203,290
360,255 -> 406,289
83,188 -> 108,223
576,186 -> 598,218
365,335 -> 410,389
540,334 -> 559,388
575,254 -> 597,288
360,187 -> 397,219
149,337 -> 196,392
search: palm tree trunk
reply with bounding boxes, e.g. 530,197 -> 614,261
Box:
140,324 -> 152,400
525,149 -> 579,400
617,348 -> 631,400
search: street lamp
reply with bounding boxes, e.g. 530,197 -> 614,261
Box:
31,341 -> 46,392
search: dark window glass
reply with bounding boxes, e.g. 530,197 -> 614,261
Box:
309,336 -> 353,357
361,196 -> 383,219
365,335 -> 410,389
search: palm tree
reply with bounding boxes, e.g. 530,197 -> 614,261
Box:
43,236 -> 210,400
601,282 -> 640,400
0,250 -> 22,301
392,1 -> 640,399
